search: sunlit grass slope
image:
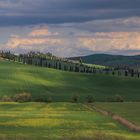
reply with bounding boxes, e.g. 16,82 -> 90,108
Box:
95,102 -> 140,126
0,102 -> 139,140
0,59 -> 140,101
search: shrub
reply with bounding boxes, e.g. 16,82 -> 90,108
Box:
125,71 -> 128,77
106,95 -> 124,102
0,95 -> 13,102
112,71 -> 115,75
14,93 -> 31,102
115,95 -> 124,102
86,95 -> 95,103
72,95 -> 79,103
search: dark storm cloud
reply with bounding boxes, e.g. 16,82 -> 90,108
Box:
0,0 -> 140,26
49,0 -> 140,10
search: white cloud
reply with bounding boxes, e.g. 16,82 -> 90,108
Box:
1,17 -> 140,57
6,36 -> 63,49
28,28 -> 59,37
78,32 -> 140,52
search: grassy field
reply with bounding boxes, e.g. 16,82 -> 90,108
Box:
0,102 -> 139,140
95,102 -> 140,126
0,59 -> 140,140
0,59 -> 140,102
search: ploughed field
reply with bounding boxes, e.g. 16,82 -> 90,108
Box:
95,102 -> 140,126
0,102 -> 139,140
0,59 -> 140,102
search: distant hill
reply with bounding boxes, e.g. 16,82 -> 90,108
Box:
70,54 -> 140,67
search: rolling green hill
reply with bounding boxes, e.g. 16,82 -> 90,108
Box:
0,59 -> 140,102
0,102 -> 139,140
70,54 -> 140,67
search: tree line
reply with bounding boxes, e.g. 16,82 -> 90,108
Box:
0,50 -> 140,78
0,51 -> 107,73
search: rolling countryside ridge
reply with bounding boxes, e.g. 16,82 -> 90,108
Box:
70,54 -> 140,67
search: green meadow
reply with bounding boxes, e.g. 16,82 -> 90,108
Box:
0,102 -> 139,140
0,59 -> 140,102
0,59 -> 140,140
95,102 -> 140,126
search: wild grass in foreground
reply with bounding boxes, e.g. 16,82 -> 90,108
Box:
0,102 -> 139,140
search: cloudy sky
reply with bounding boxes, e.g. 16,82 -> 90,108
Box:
1,0 -> 140,57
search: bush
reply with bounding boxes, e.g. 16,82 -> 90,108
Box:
115,95 -> 124,102
112,71 -> 115,75
14,93 -> 31,102
106,95 -> 124,102
86,95 -> 95,103
72,95 -> 79,103
0,95 -> 13,102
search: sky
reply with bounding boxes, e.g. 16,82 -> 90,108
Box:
0,0 -> 140,57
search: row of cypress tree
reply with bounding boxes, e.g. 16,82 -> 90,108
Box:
0,50 -> 140,78
0,51 -> 102,73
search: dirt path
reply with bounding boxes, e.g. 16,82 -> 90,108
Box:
86,104 -> 140,133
